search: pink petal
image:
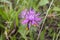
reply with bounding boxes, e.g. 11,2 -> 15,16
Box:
22,19 -> 28,24
21,9 -> 27,18
35,17 -> 41,22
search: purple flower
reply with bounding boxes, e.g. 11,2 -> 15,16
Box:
20,8 -> 41,28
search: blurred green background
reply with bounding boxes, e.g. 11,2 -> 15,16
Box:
0,0 -> 60,40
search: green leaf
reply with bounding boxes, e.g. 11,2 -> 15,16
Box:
58,23 -> 60,27
0,36 -> 2,40
0,8 -> 9,20
53,7 -> 60,11
38,0 -> 49,6
0,34 -> 5,40
10,36 -> 16,40
0,24 -> 5,29
0,5 -> 4,8
49,28 -> 53,34
40,29 -> 46,40
0,0 -> 11,4
18,25 -> 29,40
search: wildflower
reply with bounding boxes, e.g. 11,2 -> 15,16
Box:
20,8 -> 41,28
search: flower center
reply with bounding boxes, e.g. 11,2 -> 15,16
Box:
29,15 -> 34,20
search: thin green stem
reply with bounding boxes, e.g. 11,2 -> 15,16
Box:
52,33 -> 55,40
30,27 -> 34,40
37,0 -> 54,40
56,31 -> 60,40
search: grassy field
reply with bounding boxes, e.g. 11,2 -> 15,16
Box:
0,0 -> 60,40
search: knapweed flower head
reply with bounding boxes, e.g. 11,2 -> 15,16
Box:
20,8 -> 41,28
